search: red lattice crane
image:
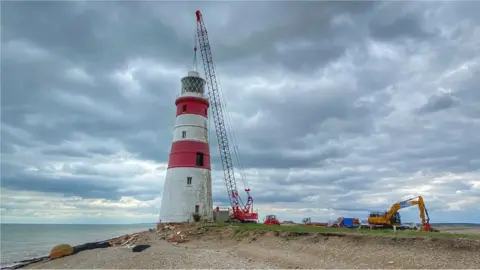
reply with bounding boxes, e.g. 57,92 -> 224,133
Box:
195,10 -> 258,223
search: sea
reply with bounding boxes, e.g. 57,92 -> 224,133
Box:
0,223 -> 155,267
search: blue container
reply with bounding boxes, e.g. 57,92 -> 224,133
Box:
342,218 -> 354,228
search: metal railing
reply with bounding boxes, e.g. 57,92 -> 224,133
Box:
175,92 -> 208,99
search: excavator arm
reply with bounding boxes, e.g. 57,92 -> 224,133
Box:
384,196 -> 432,231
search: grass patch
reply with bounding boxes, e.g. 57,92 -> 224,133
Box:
224,224 -> 480,240
232,224 -> 346,233
356,228 -> 480,239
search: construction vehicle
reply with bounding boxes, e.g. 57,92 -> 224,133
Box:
264,215 -> 281,225
331,217 -> 360,228
302,217 -> 328,227
195,10 -> 258,223
359,219 -> 371,229
399,222 -> 418,230
368,196 -> 435,231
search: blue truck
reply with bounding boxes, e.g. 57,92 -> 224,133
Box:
329,217 -> 359,228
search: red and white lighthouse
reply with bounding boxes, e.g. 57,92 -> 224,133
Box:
159,70 -> 214,223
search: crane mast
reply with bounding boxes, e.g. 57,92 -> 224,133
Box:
195,10 -> 257,222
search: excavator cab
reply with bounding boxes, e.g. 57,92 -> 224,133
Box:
368,211 -> 401,228
389,212 -> 401,225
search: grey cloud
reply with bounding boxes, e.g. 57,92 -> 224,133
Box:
416,93 -> 455,114
368,11 -> 437,42
42,148 -> 91,158
213,192 -> 300,207
1,164 -> 158,201
213,2 -> 377,73
2,2 -> 192,71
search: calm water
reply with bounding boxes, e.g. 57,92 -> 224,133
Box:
0,223 -> 155,266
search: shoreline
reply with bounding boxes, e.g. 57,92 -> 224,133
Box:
1,229 -> 153,270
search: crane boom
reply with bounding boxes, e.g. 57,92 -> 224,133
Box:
195,10 -> 257,222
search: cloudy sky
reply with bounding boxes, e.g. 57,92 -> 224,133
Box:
2,1 -> 479,224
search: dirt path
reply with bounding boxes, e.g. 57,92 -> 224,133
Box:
26,226 -> 480,269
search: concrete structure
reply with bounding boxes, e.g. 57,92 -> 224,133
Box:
213,207 -> 230,223
159,71 -> 214,223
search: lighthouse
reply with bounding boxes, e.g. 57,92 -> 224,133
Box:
159,70 -> 214,223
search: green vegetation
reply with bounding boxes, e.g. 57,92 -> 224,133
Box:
208,223 -> 480,240
356,228 -> 480,239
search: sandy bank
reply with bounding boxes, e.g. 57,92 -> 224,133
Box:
25,224 -> 480,269
436,225 -> 480,235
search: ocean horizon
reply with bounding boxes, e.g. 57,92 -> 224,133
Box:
0,223 -> 155,267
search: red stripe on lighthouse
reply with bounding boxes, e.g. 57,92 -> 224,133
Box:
176,96 -> 209,117
167,140 -> 211,170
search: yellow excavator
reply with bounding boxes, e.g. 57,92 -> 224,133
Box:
368,196 -> 435,232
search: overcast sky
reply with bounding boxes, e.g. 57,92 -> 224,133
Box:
2,1 -> 479,224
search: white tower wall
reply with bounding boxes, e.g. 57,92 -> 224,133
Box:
160,168 -> 213,223
173,114 -> 208,143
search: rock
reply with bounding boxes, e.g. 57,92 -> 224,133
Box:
132,244 -> 151,253
73,241 -> 109,253
388,261 -> 395,264
50,244 -> 73,259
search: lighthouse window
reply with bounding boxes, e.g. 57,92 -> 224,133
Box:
187,177 -> 192,185
196,152 -> 204,166
182,105 -> 187,112
182,131 -> 187,138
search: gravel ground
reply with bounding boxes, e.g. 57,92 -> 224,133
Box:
25,228 -> 480,269
437,226 -> 480,234
26,242 -> 272,269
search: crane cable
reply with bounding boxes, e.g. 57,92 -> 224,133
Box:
211,58 -> 250,191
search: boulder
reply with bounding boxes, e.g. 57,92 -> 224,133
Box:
132,244 -> 151,253
50,244 -> 73,259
